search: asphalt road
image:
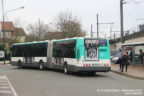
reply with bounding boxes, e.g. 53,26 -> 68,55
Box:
0,64 -> 143,96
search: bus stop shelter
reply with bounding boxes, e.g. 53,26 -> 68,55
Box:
122,41 -> 144,65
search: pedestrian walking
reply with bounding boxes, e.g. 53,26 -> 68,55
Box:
139,49 -> 143,64
116,49 -> 123,71
129,51 -> 133,62
121,52 -> 130,72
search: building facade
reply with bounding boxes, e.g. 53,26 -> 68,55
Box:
0,21 -> 26,48
0,21 -> 15,44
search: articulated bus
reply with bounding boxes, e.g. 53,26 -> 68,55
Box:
11,37 -> 111,74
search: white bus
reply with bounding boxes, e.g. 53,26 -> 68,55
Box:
11,37 -> 111,74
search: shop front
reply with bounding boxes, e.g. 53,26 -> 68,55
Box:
122,42 -> 144,65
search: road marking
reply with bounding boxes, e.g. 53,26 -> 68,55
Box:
0,81 -> 7,83
0,79 -> 6,81
0,76 -> 5,79
0,83 -> 9,86
0,90 -> 12,94
0,75 -> 18,96
0,86 -> 10,89
5,75 -> 18,96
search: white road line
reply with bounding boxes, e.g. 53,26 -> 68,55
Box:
0,79 -> 6,81
0,83 -> 8,86
0,90 -> 12,94
0,75 -> 6,79
0,81 -> 7,83
0,86 -> 10,89
5,75 -> 18,96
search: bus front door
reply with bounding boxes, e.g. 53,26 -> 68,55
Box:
24,57 -> 34,66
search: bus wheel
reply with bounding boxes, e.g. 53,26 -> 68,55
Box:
64,64 -> 69,74
39,62 -> 44,70
17,61 -> 22,68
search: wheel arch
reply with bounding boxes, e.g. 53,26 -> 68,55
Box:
63,61 -> 68,67
39,59 -> 43,64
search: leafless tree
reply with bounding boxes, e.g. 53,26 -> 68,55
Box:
26,11 -> 85,41
43,31 -> 63,40
26,19 -> 51,40
56,11 -> 85,38
25,34 -> 40,42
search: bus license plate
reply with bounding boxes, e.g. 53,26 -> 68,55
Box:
92,64 -> 100,66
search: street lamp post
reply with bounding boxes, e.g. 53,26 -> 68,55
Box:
1,0 -> 24,64
5,6 -> 24,14
96,14 -> 99,38
2,0 -> 6,64
5,6 -> 24,21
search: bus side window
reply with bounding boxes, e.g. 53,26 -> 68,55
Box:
11,46 -> 15,57
13,46 -> 18,57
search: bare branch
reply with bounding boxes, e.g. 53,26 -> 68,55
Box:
56,11 -> 85,38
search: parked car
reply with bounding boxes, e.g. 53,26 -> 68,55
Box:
110,51 -> 119,63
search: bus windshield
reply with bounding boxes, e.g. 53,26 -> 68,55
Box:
85,39 -> 107,60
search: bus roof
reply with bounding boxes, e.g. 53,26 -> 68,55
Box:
52,37 -> 107,42
52,37 -> 83,42
12,37 -> 108,46
84,37 -> 107,40
12,41 -> 49,46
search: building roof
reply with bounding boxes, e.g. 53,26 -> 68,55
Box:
0,21 -> 14,31
14,27 -> 26,36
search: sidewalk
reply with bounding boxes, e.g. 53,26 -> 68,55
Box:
111,63 -> 144,80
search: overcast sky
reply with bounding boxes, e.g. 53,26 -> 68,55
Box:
1,0 -> 144,38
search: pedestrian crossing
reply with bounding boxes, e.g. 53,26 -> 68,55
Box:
0,75 -> 17,96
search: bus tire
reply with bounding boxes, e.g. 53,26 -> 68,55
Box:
17,61 -> 22,68
39,62 -> 44,70
64,64 -> 69,74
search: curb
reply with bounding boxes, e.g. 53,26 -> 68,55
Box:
111,70 -> 144,80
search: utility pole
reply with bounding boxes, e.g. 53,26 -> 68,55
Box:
96,14 -> 113,38
39,18 -> 41,38
39,18 -> 40,33
96,14 -> 99,38
110,26 -> 112,39
120,0 -> 124,43
2,0 -> 6,64
114,32 -> 116,40
114,32 -> 116,51
111,31 -> 123,38
91,24 -> 93,37
110,23 -> 114,39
